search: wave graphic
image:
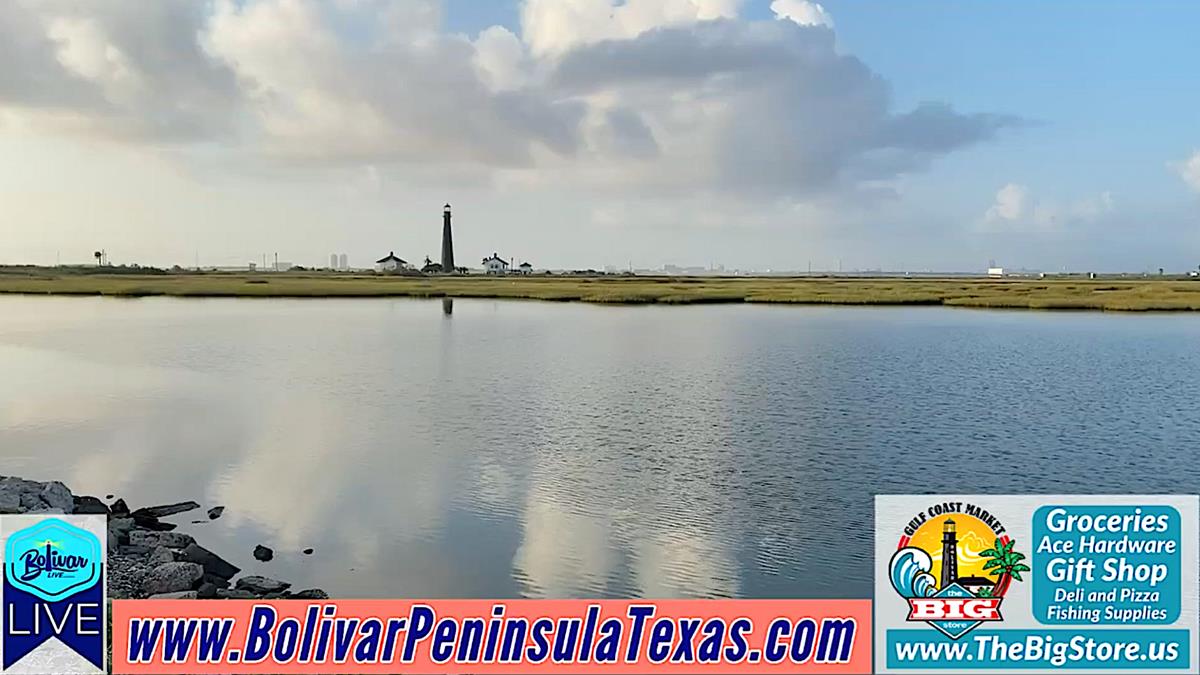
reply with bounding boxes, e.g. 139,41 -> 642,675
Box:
889,547 -> 937,598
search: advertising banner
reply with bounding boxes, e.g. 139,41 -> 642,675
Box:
111,598 -> 870,674
875,495 -> 1199,673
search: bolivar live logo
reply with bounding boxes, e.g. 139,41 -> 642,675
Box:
889,502 -> 1027,640
2,516 -> 105,674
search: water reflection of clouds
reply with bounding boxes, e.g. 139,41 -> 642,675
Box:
0,299 -> 817,598
505,308 -> 745,598
0,342 -> 244,498
6,297 -> 1199,600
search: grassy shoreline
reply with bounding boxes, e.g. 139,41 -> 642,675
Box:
3,270 -> 1200,311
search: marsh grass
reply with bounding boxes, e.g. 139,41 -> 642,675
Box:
2,269 -> 1200,311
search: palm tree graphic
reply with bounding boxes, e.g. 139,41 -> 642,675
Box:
978,537 -> 1030,598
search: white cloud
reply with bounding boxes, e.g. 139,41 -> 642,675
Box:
47,17 -> 142,100
984,183 -> 1113,230
199,0 -> 582,166
473,26 -> 529,91
520,0 -> 744,56
0,0 -> 1016,203
1176,150 -> 1200,193
986,183 -> 1028,222
770,0 -> 833,28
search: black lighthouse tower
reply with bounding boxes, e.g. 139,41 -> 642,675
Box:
941,518 -> 959,589
441,203 -> 455,274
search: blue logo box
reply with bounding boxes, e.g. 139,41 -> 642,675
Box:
4,518 -> 102,603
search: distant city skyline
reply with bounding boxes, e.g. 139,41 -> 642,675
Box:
1,1 -> 1198,272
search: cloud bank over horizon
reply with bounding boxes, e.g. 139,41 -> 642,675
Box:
0,0 -> 1016,193
0,0 -> 1195,271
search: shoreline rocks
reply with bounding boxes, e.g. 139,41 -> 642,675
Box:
132,501 -> 200,519
1,475 -> 328,601
236,576 -> 290,595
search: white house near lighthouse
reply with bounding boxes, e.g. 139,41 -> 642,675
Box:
482,253 -> 509,275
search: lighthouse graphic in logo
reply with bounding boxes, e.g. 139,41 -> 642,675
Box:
889,513 -> 1028,639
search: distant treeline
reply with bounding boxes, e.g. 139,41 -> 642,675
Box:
0,264 -> 170,276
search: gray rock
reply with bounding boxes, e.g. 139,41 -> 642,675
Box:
148,547 -> 176,565
197,582 -> 219,599
302,548 -> 314,555
110,498 -> 130,516
253,545 -> 273,562
290,589 -> 329,600
108,531 -> 119,552
118,544 -> 152,556
0,491 -> 20,513
132,514 -> 177,531
39,481 -> 74,512
149,591 -> 198,599
207,506 -> 225,520
235,576 -> 290,595
109,517 -> 135,534
178,543 -> 240,580
0,477 -> 40,512
142,562 -> 204,595
73,495 -> 110,514
132,501 -> 200,519
108,518 -> 135,545
108,550 -> 153,600
216,589 -> 257,599
129,530 -> 195,549
201,573 -> 231,590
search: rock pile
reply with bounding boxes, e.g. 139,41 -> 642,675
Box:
1,475 -> 328,601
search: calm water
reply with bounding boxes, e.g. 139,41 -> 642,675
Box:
2,296 -> 1199,598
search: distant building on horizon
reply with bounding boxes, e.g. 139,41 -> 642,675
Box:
338,253 -> 348,270
421,256 -> 442,274
376,252 -> 409,272
482,253 -> 509,275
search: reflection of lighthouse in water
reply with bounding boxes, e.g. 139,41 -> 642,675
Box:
941,518 -> 959,589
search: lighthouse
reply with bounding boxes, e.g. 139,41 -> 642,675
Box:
441,203 -> 455,274
941,518 -> 959,589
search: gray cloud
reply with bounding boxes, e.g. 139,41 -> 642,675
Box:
881,102 -> 1020,153
0,0 -> 238,141
599,108 -> 659,159
549,19 -> 1019,195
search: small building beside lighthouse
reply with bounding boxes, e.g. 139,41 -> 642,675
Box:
375,252 -> 409,272
482,253 -> 509,275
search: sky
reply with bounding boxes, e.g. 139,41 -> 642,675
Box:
0,0 -> 1197,272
